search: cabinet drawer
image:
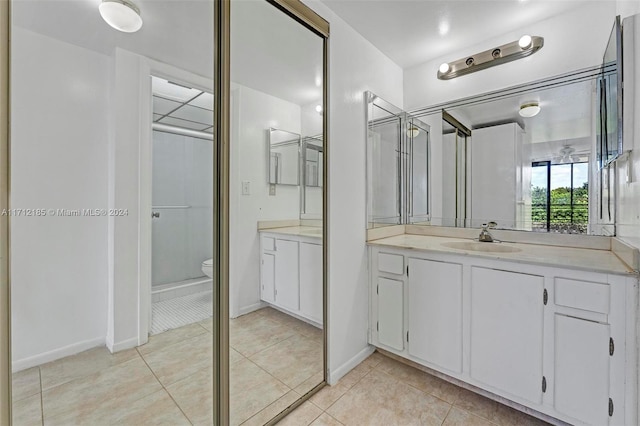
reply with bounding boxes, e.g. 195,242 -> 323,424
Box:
554,278 -> 610,314
262,236 -> 275,251
378,252 -> 404,275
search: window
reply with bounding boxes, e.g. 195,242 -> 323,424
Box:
532,162 -> 589,233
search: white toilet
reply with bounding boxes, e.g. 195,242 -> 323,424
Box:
202,258 -> 213,278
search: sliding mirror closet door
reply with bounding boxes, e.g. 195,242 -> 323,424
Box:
9,1 -> 220,424
230,0 -> 327,423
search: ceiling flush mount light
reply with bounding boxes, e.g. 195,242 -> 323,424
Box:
99,0 -> 143,33
407,126 -> 420,138
519,102 -> 541,118
437,35 -> 543,80
315,104 -> 323,114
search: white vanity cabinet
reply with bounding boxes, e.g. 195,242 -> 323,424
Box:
260,232 -> 323,325
369,245 -> 638,426
469,267 -> 544,405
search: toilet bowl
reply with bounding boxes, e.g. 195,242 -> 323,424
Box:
202,258 -> 213,278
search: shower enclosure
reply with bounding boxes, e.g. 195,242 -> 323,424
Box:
152,130 -> 214,299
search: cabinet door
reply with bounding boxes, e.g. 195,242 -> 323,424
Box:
470,267 -> 544,404
378,277 -> 404,351
300,242 -> 323,323
275,239 -> 299,311
408,258 -> 462,373
261,253 -> 275,303
554,314 -> 610,426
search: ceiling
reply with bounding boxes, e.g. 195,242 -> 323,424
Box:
319,0 -> 594,68
152,77 -> 214,133
444,78 -> 594,162
231,0 -> 324,105
12,0 -> 215,79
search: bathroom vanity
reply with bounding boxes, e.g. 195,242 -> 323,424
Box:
259,226 -> 323,325
368,230 -> 638,426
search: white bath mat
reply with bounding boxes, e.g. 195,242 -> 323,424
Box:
151,290 -> 213,335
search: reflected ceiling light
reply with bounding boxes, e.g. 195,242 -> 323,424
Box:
439,21 -> 450,36
439,62 -> 450,74
315,105 -> 323,113
99,0 -> 143,33
557,145 -> 581,164
518,34 -> 533,49
407,126 -> 420,138
519,102 -> 540,117
437,35 -> 543,80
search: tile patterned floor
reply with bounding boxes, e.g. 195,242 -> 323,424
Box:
12,307 -> 549,426
11,307 -> 323,426
277,352 -> 551,426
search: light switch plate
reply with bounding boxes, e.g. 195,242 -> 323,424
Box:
269,184 -> 276,196
242,181 -> 250,195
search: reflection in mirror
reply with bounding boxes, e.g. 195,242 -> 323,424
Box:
417,67 -> 616,236
10,0 -> 216,423
269,128 -> 301,185
366,92 -> 431,228
231,0 -> 325,423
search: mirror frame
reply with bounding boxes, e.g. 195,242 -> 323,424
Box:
268,127 -> 302,186
0,0 -> 9,423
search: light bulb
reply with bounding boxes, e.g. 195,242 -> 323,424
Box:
315,105 -> 323,113
518,34 -> 532,49
99,0 -> 143,33
407,126 -> 420,138
439,63 -> 450,74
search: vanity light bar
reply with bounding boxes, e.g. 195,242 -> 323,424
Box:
437,35 -> 544,80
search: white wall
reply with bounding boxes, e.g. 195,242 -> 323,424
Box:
404,2 -> 617,110
229,84 -> 302,318
10,28 -> 110,370
304,0 -> 404,384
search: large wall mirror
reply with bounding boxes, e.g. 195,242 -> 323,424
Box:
414,65 -> 616,236
8,0 -> 220,424
230,0 -> 327,424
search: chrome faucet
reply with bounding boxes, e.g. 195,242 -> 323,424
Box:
479,221 -> 497,242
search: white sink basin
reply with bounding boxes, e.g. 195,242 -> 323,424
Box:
441,241 -> 522,253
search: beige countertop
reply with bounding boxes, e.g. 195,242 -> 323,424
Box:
259,226 -> 323,239
368,234 -> 636,275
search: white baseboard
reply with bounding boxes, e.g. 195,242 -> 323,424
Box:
328,345 -> 375,385
12,336 -> 105,373
107,336 -> 139,354
235,301 -> 265,318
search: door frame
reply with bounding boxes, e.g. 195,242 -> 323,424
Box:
136,58 -> 215,345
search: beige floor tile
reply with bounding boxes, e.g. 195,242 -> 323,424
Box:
442,406 -> 494,426
309,383 -> 350,410
490,403 -> 550,426
241,390 -> 301,426
39,346 -> 138,391
310,412 -> 344,426
42,357 -> 162,425
250,333 -> 323,388
360,351 -> 385,369
293,372 -> 324,396
230,347 -> 245,364
230,358 -> 291,425
256,308 -> 323,341
453,388 -> 500,422
12,393 -> 42,426
337,361 -> 373,389
275,401 -> 322,426
166,367 -> 214,426
141,333 -> 212,386
376,356 -> 461,403
230,314 -> 297,357
12,367 -> 41,402
138,323 -> 208,355
110,389 -> 191,425
327,369 -> 451,426
199,317 -> 213,332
